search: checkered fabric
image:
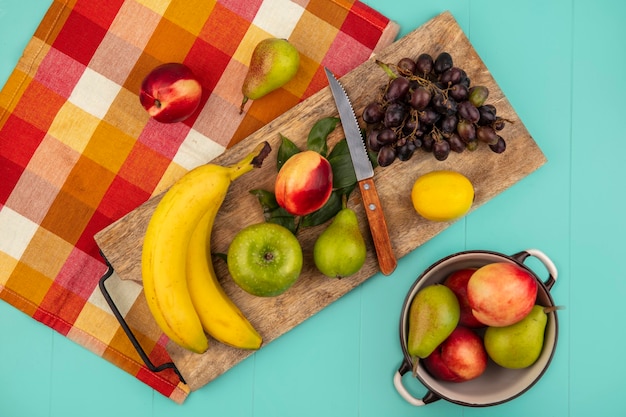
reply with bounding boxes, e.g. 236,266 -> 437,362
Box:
0,0 -> 398,403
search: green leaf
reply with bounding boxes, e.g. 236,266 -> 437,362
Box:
249,189 -> 297,234
267,210 -> 297,235
249,118 -> 360,235
300,190 -> 343,228
277,134 -> 301,171
338,183 -> 356,199
368,147 -> 379,169
213,252 -> 227,263
327,138 -> 357,190
249,189 -> 279,211
307,117 -> 340,156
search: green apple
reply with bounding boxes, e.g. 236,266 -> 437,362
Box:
227,222 -> 303,297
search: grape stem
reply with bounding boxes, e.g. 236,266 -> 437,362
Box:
404,109 -> 421,137
374,60 -> 398,79
369,57 -> 510,162
376,59 -> 451,100
430,126 -> 445,142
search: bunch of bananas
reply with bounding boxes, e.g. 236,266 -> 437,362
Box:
141,141 -> 271,354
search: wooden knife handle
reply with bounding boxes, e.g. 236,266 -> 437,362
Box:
358,178 -> 397,275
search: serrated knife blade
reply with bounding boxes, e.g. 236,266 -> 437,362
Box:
324,68 -> 397,276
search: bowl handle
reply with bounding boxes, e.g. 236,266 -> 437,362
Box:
393,359 -> 441,406
512,249 -> 558,290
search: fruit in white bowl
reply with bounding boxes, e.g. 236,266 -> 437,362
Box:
407,284 -> 460,360
139,62 -> 202,123
443,268 -> 484,328
484,305 -> 550,369
467,262 -> 538,327
423,326 -> 488,382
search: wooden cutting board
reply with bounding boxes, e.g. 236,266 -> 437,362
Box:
95,11 -> 546,391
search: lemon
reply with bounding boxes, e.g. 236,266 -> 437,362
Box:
411,170 -> 474,221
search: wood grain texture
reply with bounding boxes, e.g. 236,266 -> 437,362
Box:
94,11 -> 546,391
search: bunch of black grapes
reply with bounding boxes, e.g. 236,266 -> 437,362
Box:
362,52 -> 510,167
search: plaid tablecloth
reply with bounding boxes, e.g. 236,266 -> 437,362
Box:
0,0 -> 398,403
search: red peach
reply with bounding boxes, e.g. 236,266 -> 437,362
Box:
423,326 -> 488,382
467,262 -> 538,327
444,268 -> 485,328
139,63 -> 202,123
275,150 -> 333,216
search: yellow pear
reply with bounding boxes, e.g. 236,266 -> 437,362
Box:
407,284 -> 460,359
240,38 -> 300,113
313,207 -> 366,278
484,305 -> 549,369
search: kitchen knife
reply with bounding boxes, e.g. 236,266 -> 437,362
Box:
324,68 -> 397,276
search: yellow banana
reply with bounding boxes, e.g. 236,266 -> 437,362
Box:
186,209 -> 262,350
142,141 -> 271,354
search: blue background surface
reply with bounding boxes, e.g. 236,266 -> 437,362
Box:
1,0 -> 625,415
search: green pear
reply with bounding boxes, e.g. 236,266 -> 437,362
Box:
240,38 -> 300,113
407,284 -> 460,359
484,305 -> 548,369
313,207 -> 366,278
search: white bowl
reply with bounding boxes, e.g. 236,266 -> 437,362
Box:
394,249 -> 559,407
